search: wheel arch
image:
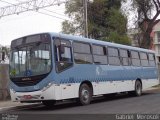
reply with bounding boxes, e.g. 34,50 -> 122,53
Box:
79,80 -> 93,96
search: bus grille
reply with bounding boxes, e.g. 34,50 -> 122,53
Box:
10,74 -> 47,87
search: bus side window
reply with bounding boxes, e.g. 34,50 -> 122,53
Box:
92,44 -> 107,64
54,39 -> 61,62
73,42 -> 93,64
131,51 -> 141,66
119,49 -> 129,66
148,53 -> 156,66
108,47 -> 120,66
127,50 -> 131,65
60,46 -> 72,62
54,39 -> 73,72
140,52 -> 149,67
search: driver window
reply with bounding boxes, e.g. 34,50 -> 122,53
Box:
54,39 -> 73,72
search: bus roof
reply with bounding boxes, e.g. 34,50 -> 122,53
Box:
11,32 -> 155,54
49,32 -> 155,54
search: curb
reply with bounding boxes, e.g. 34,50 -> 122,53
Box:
144,87 -> 160,91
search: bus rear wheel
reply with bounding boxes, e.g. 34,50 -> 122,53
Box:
79,83 -> 92,105
42,100 -> 56,107
129,80 -> 142,96
135,80 -> 142,96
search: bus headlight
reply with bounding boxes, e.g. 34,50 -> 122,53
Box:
41,82 -> 53,92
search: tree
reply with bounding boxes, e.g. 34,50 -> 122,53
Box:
132,0 -> 160,48
62,0 -> 84,35
62,0 -> 131,45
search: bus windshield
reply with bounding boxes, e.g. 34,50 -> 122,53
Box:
10,43 -> 51,77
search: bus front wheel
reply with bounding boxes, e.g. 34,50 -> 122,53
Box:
79,83 -> 92,105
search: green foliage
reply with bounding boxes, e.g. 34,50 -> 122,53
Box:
62,20 -> 75,34
107,8 -> 127,34
62,0 -> 84,35
107,32 -> 131,45
106,8 -> 131,45
62,0 -> 131,45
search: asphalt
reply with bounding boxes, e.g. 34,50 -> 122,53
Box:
0,88 -> 160,120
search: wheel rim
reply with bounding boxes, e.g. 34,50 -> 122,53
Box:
81,88 -> 89,102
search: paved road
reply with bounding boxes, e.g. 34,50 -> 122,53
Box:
0,88 -> 160,114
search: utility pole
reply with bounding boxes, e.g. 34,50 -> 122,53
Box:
83,0 -> 88,38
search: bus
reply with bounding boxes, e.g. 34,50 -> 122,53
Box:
9,32 -> 159,106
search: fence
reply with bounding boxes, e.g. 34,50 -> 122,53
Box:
0,64 -> 10,100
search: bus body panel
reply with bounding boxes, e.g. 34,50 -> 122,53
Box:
10,78 -> 159,102
9,32 -> 159,102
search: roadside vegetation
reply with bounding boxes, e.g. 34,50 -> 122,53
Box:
62,0 -> 160,49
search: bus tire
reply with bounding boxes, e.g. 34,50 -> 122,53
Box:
79,83 -> 92,105
129,80 -> 142,96
42,100 -> 56,107
135,80 -> 142,96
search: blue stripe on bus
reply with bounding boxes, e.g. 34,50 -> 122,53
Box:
10,65 -> 158,92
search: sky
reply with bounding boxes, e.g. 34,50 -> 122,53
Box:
0,0 -> 138,46
0,0 -> 68,46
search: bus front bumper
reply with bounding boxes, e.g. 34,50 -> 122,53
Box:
10,84 -> 56,102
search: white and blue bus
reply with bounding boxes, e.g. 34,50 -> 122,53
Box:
9,32 -> 159,106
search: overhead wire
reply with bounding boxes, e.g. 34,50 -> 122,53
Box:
0,0 -> 84,36
15,0 -> 67,17
0,0 -> 69,20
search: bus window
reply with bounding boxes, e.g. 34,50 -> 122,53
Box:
148,53 -> 156,66
119,49 -> 129,66
140,52 -> 149,67
127,50 -> 132,65
92,45 -> 107,64
73,42 -> 92,64
131,51 -> 140,66
54,39 -> 73,72
108,47 -> 120,65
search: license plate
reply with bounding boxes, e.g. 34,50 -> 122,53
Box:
23,95 -> 32,100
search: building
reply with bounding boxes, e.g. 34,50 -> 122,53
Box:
153,22 -> 160,63
127,28 -> 141,47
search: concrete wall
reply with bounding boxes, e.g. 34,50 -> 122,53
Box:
0,64 -> 10,100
